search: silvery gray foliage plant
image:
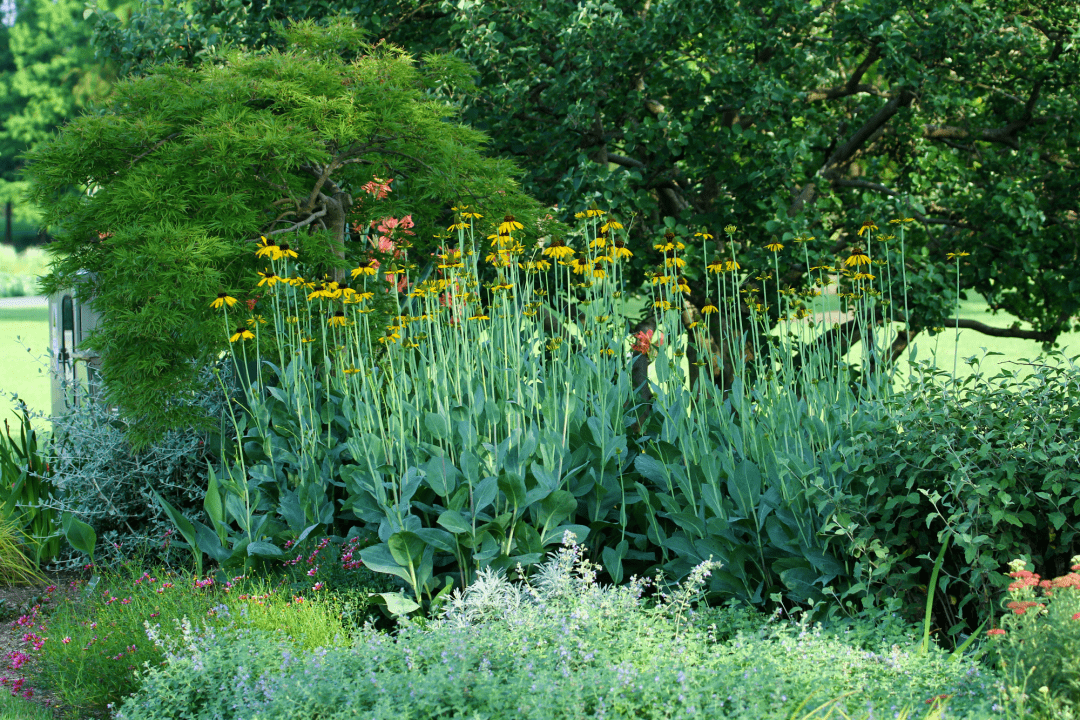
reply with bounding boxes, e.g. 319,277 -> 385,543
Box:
43,360 -> 235,568
118,535 -> 1002,720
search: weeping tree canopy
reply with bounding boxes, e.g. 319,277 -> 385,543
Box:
26,18 -> 553,448
87,0 -> 1080,379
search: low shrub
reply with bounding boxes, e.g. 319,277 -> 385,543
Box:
828,353 -> 1080,635
116,538 -> 1003,720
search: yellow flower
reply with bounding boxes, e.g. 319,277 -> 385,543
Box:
946,251 -> 971,260
246,315 -> 267,326
589,236 -> 609,249
542,239 -> 574,259
447,221 -> 469,232
665,256 -> 686,269
343,367 -> 362,375
765,241 -> 784,252
675,277 -> 690,294
600,219 -> 624,233
327,311 -> 348,327
255,236 -> 282,260
257,271 -> 280,288
652,299 -> 674,310
694,231 -> 714,241
491,282 -> 514,291
498,215 -> 524,234
468,313 -> 490,321
230,327 -> 255,342
857,221 -> 878,237
611,240 -> 633,260
279,243 -> 298,259
592,266 -> 607,279
707,257 -> 724,274
702,304 -> 718,315
724,225 -> 737,234
724,259 -> 741,272
852,272 -> 876,281
211,293 -> 238,309
652,274 -> 670,285
571,258 -> 592,275
844,249 -> 871,267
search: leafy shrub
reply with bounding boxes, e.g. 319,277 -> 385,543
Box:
830,353 -> 1080,634
43,360 -> 236,570
985,557 -> 1080,719
116,539 -> 1003,720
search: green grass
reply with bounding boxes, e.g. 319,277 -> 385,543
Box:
0,305 -> 51,431
0,244 -> 49,298
0,690 -> 55,720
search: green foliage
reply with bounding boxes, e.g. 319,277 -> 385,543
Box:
24,17 -> 552,449
0,403 -> 59,567
95,0 -> 1080,350
0,0 -> 114,218
31,562 -> 349,717
115,541 -> 1003,720
985,558 -> 1080,719
829,352 -> 1080,635
43,361 -> 233,571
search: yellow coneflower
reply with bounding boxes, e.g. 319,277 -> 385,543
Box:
543,239 -> 574,259
571,258 -> 592,275
340,288 -> 359,303
611,240 -> 633,260
653,299 -> 674,310
707,257 -> 724,274
793,235 -> 815,244
488,230 -> 514,248
468,313 -> 490,321
600,218 -> 624,233
702,304 -> 718,315
724,224 -> 737,234
278,243 -> 298,259
857,221 -> 878,237
724,259 -> 741,272
694,231 -> 714,241
257,271 -> 280,288
946,251 -> 971,260
591,266 -> 607,279
447,221 -> 469,232
546,337 -> 564,351
285,315 -> 299,324
665,256 -> 686,269
498,215 -> 524,234
343,367 -> 362,375
230,327 -> 255,342
852,272 -> 876,281
255,236 -> 282,260
765,241 -> 784,252
844,249 -> 871,267
351,262 -> 378,279
307,285 -> 331,302
246,315 -> 267,326
674,276 -> 690,294
652,274 -> 671,285
211,293 -> 238,310
491,282 -> 514,291
589,236 -> 609,249
327,311 -> 348,327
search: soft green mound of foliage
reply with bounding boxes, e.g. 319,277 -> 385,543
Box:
116,540 -> 1002,720
830,354 -> 1080,632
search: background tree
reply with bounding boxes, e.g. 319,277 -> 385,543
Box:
25,18 -> 551,449
86,0 -> 1080,379
0,0 -> 114,227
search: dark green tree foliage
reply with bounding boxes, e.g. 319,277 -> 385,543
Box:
0,0 -> 113,212
90,0 -> 1080,356
25,19 -> 548,449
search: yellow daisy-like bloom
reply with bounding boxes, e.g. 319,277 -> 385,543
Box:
702,304 -> 718,315
655,241 -> 674,252
230,327 -> 255,342
492,282 -> 514,291
888,219 -> 903,225
246,315 -> 267,326
570,258 -> 592,275
488,231 -> 514,248
707,258 -> 724,274
600,219 -> 624,233
594,254 -> 612,264
447,221 -> 469,232
255,236 -> 282,260
498,215 -> 524,234
543,239 -> 574,259
486,251 -> 513,267
946,251 -> 971,260
327,311 -> 348,327
340,288 -> 359,303
611,240 -> 633,260
765,241 -> 784,252
285,315 -> 299,324
665,256 -> 686,269
844,249 -> 871,267
652,274 -> 670,285
675,277 -> 690,294
257,271 -> 280,288
211,293 -> 238,309
724,259 -> 741,272
724,225 -> 737,234
307,285 -> 332,302
694,231 -> 715,241
350,263 -> 377,279
278,243 -> 298,259
592,266 -> 607,279
589,236 -> 609,249
857,221 -> 878,237
653,299 -> 674,310
852,272 -> 876,281
468,313 -> 490,321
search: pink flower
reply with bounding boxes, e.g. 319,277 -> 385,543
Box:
312,582 -> 325,592
630,328 -> 665,355
987,628 -> 1006,636
360,177 -> 393,200
1072,612 -> 1080,621
62,637 -> 70,644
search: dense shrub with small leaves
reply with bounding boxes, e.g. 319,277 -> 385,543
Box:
116,539 -> 1003,720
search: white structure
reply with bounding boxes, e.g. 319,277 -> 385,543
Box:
48,271 -> 106,418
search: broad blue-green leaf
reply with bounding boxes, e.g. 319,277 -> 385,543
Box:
424,412 -> 450,440
61,512 -> 96,563
388,531 -> 426,568
437,509 -> 472,534
360,543 -> 413,584
422,455 -> 460,498
473,476 -> 498,512
415,527 -> 457,553
634,453 -> 670,487
247,540 -> 284,557
727,459 -> 761,518
372,591 -> 420,617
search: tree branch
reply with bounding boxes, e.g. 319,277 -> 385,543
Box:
807,45 -> 882,102
128,133 -> 179,168
944,318 -> 1058,344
